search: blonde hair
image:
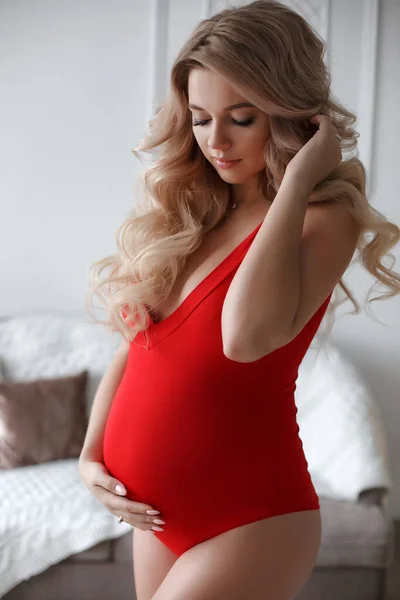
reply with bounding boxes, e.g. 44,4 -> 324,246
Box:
86,0 -> 400,350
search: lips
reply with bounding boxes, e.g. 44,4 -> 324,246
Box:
213,158 -> 238,162
213,158 -> 242,170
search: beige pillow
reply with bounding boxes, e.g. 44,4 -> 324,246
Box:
0,370 -> 89,469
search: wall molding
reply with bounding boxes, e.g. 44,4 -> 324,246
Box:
201,0 -> 211,20
147,0 -> 170,123
357,0 -> 379,195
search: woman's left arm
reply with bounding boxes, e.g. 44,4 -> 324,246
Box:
221,115 -> 362,362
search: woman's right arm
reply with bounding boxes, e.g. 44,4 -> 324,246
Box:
79,338 -> 130,465
78,338 -> 164,528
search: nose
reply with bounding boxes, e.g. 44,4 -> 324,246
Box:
207,122 -> 231,153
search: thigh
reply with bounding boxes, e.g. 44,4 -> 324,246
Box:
133,529 -> 179,600
151,509 -> 322,600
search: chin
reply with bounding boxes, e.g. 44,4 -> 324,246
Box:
217,173 -> 251,184
214,169 -> 246,181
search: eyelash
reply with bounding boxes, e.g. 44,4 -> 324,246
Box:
192,118 -> 255,127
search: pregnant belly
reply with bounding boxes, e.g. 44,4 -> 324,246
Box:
102,373 -> 311,529
103,383 -> 259,502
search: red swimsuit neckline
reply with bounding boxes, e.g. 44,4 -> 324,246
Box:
140,220 -> 264,348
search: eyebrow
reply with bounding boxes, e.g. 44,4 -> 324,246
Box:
188,102 -> 256,111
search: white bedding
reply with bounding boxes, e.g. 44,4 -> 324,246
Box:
0,459 -> 132,598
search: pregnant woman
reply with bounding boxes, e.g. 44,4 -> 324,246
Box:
79,2 -> 400,599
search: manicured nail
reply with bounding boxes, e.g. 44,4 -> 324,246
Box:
146,510 -> 160,515
153,519 -> 166,525
115,485 -> 126,495
152,525 -> 164,532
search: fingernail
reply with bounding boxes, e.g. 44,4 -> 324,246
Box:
146,510 -> 160,515
152,525 -> 164,532
153,519 -> 166,525
115,485 -> 126,495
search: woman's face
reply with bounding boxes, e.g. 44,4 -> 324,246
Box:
188,68 -> 270,185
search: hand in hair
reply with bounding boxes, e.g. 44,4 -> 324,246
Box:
284,114 -> 342,194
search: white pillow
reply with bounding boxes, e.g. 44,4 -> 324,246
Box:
295,341 -> 393,503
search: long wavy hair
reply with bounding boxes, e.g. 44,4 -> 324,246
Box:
86,0 -> 400,350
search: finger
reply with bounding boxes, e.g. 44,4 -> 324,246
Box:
114,503 -> 166,530
125,506 -> 166,527
311,114 -> 331,122
309,114 -> 323,125
125,501 -> 163,520
311,116 -> 339,141
310,114 -> 331,131
98,474 -> 160,515
88,463 -> 128,496
95,472 -> 127,495
104,492 -> 164,526
114,509 -> 160,531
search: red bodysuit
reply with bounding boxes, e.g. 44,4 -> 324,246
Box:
103,220 -> 333,557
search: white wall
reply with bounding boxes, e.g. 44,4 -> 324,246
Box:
0,0 -> 150,312
0,0 -> 399,517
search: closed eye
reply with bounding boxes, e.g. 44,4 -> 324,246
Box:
192,118 -> 255,127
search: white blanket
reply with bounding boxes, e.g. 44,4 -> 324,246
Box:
0,459 -> 132,598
